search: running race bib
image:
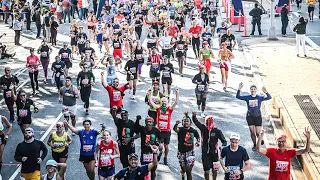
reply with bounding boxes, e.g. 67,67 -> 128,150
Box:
85,50 -> 92,55
136,54 -> 142,59
177,21 -> 181,25
60,75 -> 65,81
193,34 -> 199,38
198,85 -> 205,91
152,63 -> 158,69
79,37 -> 85,43
248,100 -> 258,107
225,42 -> 230,46
62,53 -> 69,58
19,109 -> 28,117
143,153 -> 153,163
55,64 -> 61,68
228,166 -> 241,180
275,160 -> 289,172
164,44 -> 171,48
83,145 -> 93,152
41,51 -> 48,57
213,162 -> 220,171
5,91 -> 12,98
130,67 -> 136,74
101,153 -> 112,166
186,155 -> 195,166
211,21 -> 216,26
53,142 -> 64,149
178,44 -> 184,50
151,96 -> 159,104
29,66 -> 38,73
113,91 -> 121,101
82,79 -> 89,85
163,71 -> 170,78
158,121 -> 168,130
114,43 -> 120,48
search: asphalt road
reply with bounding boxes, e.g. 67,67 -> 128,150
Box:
0,1 -> 316,179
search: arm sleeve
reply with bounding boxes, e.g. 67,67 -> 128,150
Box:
194,129 -> 200,139
220,147 -> 226,158
192,116 -> 206,131
192,75 -> 197,84
15,76 -> 20,84
40,141 -> 48,160
91,72 -> 95,83
218,129 -> 228,146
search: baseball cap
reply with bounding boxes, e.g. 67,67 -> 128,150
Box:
128,153 -> 139,160
230,133 -> 240,140
146,117 -> 154,122
25,127 -> 34,134
63,42 -> 68,46
203,41 -> 209,45
121,109 -> 128,114
46,159 -> 57,167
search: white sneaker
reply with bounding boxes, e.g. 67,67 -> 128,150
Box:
201,113 -> 205,118
131,95 -> 136,100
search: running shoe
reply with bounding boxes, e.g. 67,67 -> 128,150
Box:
261,140 -> 265,145
72,132 -> 76,136
252,146 -> 257,151
201,112 -> 205,118
164,157 -> 168,165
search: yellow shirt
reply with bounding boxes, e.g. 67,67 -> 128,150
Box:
51,132 -> 68,153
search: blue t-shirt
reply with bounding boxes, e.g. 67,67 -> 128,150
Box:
78,129 -> 98,156
202,32 -> 212,41
51,61 -> 66,73
114,165 -> 149,180
236,90 -> 272,115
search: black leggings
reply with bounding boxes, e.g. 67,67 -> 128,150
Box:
54,74 -> 63,91
192,38 -> 200,58
51,30 -> 57,46
29,71 -> 39,92
80,87 -> 91,108
5,98 -> 14,121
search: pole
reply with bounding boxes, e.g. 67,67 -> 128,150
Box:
268,0 -> 277,40
227,0 -> 231,19
241,14 -> 249,37
236,12 -> 243,32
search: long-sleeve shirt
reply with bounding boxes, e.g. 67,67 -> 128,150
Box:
14,140 -> 48,173
192,116 -> 227,154
236,90 -> 272,116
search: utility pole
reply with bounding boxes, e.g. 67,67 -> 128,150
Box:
268,0 -> 278,40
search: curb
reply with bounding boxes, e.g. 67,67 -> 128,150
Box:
242,39 -> 320,180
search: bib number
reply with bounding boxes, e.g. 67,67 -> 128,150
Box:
130,67 -> 136,74
41,51 -> 48,57
83,145 -> 93,152
198,85 -> 205,91
275,160 -> 289,172
136,54 -> 142,59
19,109 -> 28,117
163,71 -> 170,78
101,154 -> 112,166
248,100 -> 258,107
159,121 -> 168,130
82,79 -> 89,85
152,63 -> 158,69
29,66 -> 38,73
113,91 -> 121,101
186,155 -> 195,166
143,153 -> 153,163
5,91 -> 12,98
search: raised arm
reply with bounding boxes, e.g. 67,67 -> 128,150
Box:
147,90 -> 159,109
296,127 -> 311,155
63,121 -> 79,135
261,87 -> 272,101
101,71 -> 108,88
257,130 -> 267,155
171,88 -> 179,110
192,112 -> 205,130
173,120 -> 180,133
236,82 -> 246,100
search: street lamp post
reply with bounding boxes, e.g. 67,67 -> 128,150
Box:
268,0 -> 278,40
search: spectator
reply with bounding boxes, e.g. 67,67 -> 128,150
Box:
49,0 -> 57,12
280,4 -> 289,37
50,16 -> 59,46
23,2 -> 31,31
71,0 -> 79,19
62,0 -> 71,23
2,0 -> 10,24
56,0 -> 63,24
13,14 -> 23,45
34,9 -> 42,38
293,16 -> 308,57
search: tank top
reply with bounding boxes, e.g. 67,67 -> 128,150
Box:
98,140 -> 115,167
202,50 -> 211,58
62,85 -> 76,106
43,173 -> 57,180
134,48 -> 143,62
220,49 -> 231,60
51,132 -> 68,153
149,91 -> 160,111
40,45 -> 50,58
129,32 -> 137,41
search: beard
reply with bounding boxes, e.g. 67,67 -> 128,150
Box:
24,134 -> 34,140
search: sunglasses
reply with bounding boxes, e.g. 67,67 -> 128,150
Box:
250,88 -> 257,91
278,140 -> 286,143
20,94 -> 26,97
83,67 -> 88,69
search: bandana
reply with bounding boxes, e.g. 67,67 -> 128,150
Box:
160,105 -> 168,114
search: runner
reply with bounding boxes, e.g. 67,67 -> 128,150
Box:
58,42 -> 73,76
51,56 -> 67,94
173,112 -> 200,180
26,48 -> 41,95
101,71 -> 130,113
77,64 -> 95,115
147,47 -> 161,82
199,41 -> 215,80
135,116 -> 160,180
159,30 -> 174,61
64,119 -> 98,180
59,76 -> 79,135
37,39 -> 53,84
192,112 -> 227,180
95,130 -> 120,180
124,55 -> 139,100
110,108 -> 140,168
87,11 -> 96,41
101,26 -> 111,54
79,52 -> 95,71
81,41 -> 97,60
47,122 -> 72,163
307,0 -> 317,21
145,28 -> 158,54
236,82 -> 272,151
221,29 -> 236,51
101,55 -> 118,85
13,90 -> 39,133
147,87 -> 179,165
202,27 -> 213,48
41,160 -> 67,180
217,42 -> 234,91
220,133 -> 251,180
14,127 -> 48,180
77,27 -> 88,56
95,18 -> 104,53
257,127 -> 311,180
111,34 -> 123,71
208,5 -> 218,36
132,41 -> 147,82
113,145 -> 159,180
175,34 -> 188,76
189,20 -> 202,59
0,115 -> 12,172
160,55 -> 174,97
70,25 -> 78,55
144,81 -> 164,127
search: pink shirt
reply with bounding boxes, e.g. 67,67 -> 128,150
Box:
27,55 -> 40,67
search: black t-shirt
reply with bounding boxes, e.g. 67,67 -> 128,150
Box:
77,71 -> 95,88
221,145 -> 250,179
70,29 -> 78,40
81,47 -> 95,56
16,99 -> 34,120
134,48 -> 144,63
114,119 -> 137,146
39,45 -> 50,58
177,127 -> 200,153
221,34 -> 236,48
160,63 -> 174,79
136,123 -> 160,153
113,40 -> 122,49
58,48 -> 72,61
124,60 -> 139,75
201,7 -> 209,17
175,17 -> 185,26
51,61 -> 66,73
0,75 -> 19,99
208,10 -> 217,20
14,140 -> 48,173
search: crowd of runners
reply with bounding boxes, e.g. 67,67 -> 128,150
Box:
0,0 -> 314,179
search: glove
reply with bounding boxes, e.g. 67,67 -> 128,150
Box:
136,115 -> 142,121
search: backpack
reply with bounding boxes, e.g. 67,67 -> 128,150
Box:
123,167 -> 144,180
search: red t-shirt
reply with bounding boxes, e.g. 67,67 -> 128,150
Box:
105,85 -> 129,108
114,15 -> 125,23
156,106 -> 173,132
27,55 -> 40,66
194,0 -> 202,9
266,148 -> 296,180
189,26 -> 202,38
167,26 -> 179,38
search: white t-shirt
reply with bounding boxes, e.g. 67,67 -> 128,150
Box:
160,36 -> 172,49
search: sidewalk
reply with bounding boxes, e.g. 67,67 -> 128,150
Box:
243,37 -> 320,180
